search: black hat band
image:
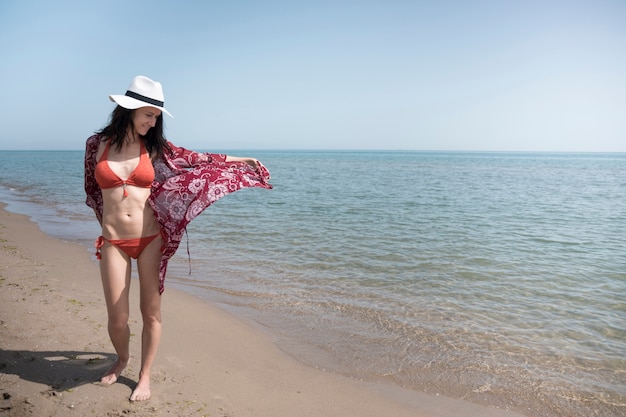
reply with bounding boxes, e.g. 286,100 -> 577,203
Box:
125,90 -> 164,107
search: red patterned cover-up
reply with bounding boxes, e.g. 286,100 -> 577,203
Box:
84,134 -> 272,294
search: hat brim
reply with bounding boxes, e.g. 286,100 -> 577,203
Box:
109,95 -> 173,118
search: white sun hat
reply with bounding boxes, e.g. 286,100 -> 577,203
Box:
109,75 -> 173,118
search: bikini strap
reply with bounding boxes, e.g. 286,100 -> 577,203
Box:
100,139 -> 112,160
94,236 -> 105,260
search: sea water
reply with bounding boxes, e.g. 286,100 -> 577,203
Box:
0,149 -> 624,417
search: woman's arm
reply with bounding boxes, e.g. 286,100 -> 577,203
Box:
167,141 -> 262,170
225,155 -> 260,168
167,141 -> 227,167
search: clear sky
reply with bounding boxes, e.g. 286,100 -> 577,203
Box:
0,0 -> 624,151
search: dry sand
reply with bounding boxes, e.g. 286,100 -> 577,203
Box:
0,203 -> 526,417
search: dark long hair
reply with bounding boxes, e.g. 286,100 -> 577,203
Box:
97,106 -> 171,158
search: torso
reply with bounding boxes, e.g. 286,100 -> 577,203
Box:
96,139 -> 160,240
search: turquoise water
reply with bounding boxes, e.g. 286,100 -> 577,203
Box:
1,149 -> 625,416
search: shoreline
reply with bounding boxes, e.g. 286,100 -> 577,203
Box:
0,203 -> 527,417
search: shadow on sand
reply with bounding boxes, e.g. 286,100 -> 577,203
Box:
0,349 -> 135,392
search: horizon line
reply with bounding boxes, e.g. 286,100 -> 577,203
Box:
1,148 -> 625,154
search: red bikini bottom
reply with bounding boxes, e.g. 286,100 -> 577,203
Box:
95,233 -> 162,260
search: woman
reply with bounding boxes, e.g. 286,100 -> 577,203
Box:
84,75 -> 272,402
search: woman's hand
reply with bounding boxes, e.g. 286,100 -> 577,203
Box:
242,158 -> 259,169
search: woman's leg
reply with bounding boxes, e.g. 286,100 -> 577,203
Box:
131,235 -> 163,401
98,241 -> 132,384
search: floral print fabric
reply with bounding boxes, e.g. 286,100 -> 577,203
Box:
84,134 -> 272,294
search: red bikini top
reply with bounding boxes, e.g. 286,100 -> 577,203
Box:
95,140 -> 154,196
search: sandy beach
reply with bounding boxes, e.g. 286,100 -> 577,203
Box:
0,203 -> 526,417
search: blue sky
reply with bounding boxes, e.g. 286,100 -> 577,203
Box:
0,0 -> 624,151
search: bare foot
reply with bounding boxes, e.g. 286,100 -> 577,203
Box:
130,376 -> 151,402
100,359 -> 128,385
